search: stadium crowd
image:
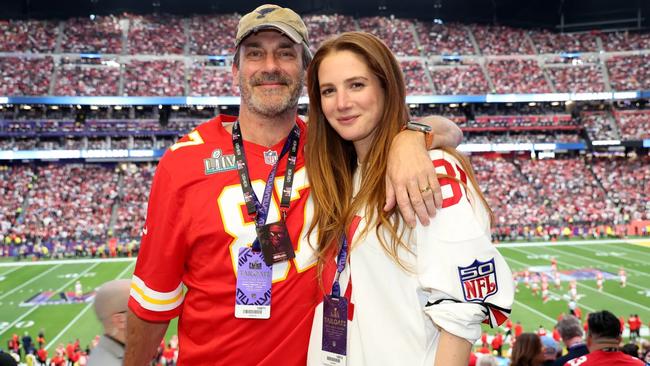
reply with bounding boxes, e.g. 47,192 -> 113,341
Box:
1,15 -> 650,96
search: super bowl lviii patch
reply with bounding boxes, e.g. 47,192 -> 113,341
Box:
458,258 -> 498,302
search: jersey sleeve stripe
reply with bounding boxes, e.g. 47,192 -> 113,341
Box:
130,275 -> 185,310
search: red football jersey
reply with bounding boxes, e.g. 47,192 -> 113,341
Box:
129,115 -> 321,365
565,350 -> 645,366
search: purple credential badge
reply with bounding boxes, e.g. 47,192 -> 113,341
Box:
234,247 -> 272,319
322,295 -> 348,365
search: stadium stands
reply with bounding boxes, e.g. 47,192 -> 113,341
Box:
614,109 -> 650,140
0,19 -> 58,52
487,59 -> 552,94
546,65 -> 606,93
429,63 -> 490,94
415,22 -> 476,55
123,60 -> 185,96
358,16 -> 419,56
303,14 -> 357,51
127,14 -> 186,54
61,15 -> 123,54
0,57 -> 54,96
188,14 -> 238,56
607,55 -> 650,91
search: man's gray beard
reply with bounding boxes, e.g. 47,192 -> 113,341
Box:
239,72 -> 304,118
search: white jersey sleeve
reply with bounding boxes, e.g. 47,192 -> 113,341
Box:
415,150 -> 514,344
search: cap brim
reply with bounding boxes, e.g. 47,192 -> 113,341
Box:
238,22 -> 303,46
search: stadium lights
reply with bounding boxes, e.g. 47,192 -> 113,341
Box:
136,106 -> 143,110
50,105 -> 59,110
551,101 -> 560,106
197,105 -> 205,110
21,105 -> 32,110
90,105 -> 99,110
408,104 -> 417,108
220,106 -> 227,110
449,103 -> 459,108
114,106 -> 122,110
171,105 -> 180,111
528,102 -> 537,106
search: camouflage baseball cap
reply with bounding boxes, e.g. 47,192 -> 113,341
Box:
235,4 -> 311,57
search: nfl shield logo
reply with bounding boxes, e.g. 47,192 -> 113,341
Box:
458,258 -> 498,302
264,150 -> 278,165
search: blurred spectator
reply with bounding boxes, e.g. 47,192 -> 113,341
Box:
529,30 -> 598,54
303,14 -> 357,52
477,354 -> 497,366
127,14 -> 185,54
590,156 -> 650,223
0,57 -> 54,96
547,65 -> 606,93
415,22 -> 476,55
0,20 -> 57,52
88,279 -> 130,366
430,64 -> 490,94
510,333 -> 543,366
123,60 -> 185,96
470,25 -> 534,55
55,65 -> 120,96
61,16 -> 123,54
554,315 -> 588,366
540,336 -> 560,366
487,59 -> 552,94
189,63 -> 237,96
188,14 -> 238,55
358,16 -> 419,56
601,31 -> 650,52
607,55 -> 650,91
615,110 -> 650,140
581,112 -> 620,140
400,60 -> 432,94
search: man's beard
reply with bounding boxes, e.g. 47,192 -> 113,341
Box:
239,70 -> 304,118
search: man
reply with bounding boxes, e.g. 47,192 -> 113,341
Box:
554,315 -> 588,366
564,310 -> 644,366
87,279 -> 130,366
125,4 -> 462,366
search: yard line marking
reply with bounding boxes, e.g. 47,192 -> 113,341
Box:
0,257 -> 136,267
505,246 -> 647,291
574,244 -> 650,266
0,264 -> 62,301
510,248 -> 648,291
507,247 -> 649,309
0,262 -> 100,336
46,262 -> 136,350
0,266 -> 23,277
541,246 -> 650,279
497,239 -> 650,248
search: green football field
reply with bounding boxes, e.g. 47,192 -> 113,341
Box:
0,239 -> 648,353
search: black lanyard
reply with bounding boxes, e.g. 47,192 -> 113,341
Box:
231,121 -> 300,250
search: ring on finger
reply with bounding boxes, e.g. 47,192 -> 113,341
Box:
419,186 -> 432,193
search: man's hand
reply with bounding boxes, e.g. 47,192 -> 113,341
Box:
385,116 -> 462,227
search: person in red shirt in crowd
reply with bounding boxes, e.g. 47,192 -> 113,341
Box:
505,319 -> 514,341
36,330 -> 46,349
477,344 -> 491,354
574,307 -> 582,321
564,310 -> 644,366
491,331 -> 504,357
538,325 -> 548,337
481,331 -> 489,347
162,344 -> 175,366
619,316 -> 625,334
515,321 -> 524,338
628,314 -> 641,341
36,346 -> 48,366
8,334 -> 20,357
468,351 -> 478,366
66,341 -> 75,365
553,327 -> 562,342
50,353 -> 66,366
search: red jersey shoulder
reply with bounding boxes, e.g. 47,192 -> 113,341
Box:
158,115 -> 236,181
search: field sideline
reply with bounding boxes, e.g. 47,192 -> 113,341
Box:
0,239 -> 648,352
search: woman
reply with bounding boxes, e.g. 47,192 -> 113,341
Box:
304,31 -> 514,365
511,333 -> 544,366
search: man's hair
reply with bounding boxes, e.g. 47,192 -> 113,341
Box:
556,315 -> 583,341
588,310 -> 621,339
